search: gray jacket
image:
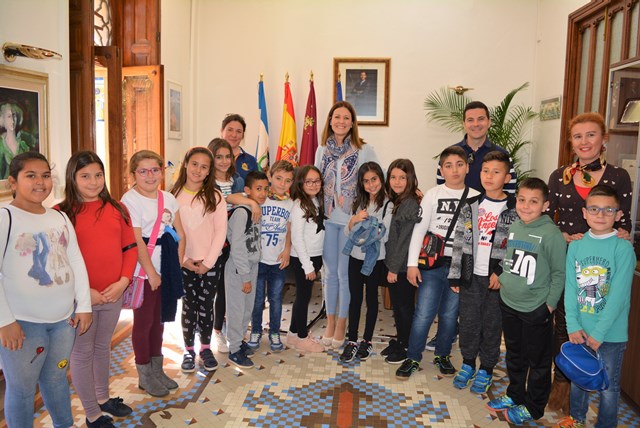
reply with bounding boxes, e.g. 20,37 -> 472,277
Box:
227,204 -> 261,283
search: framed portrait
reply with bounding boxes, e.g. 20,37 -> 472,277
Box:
167,80 -> 182,140
0,65 -> 48,199
539,96 -> 561,121
607,67 -> 640,132
334,58 -> 390,126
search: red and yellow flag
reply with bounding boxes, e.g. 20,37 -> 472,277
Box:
276,79 -> 297,166
299,79 -> 317,166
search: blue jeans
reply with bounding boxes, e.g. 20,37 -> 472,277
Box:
323,221 -> 350,318
0,319 -> 76,428
251,262 -> 286,334
569,341 -> 626,428
407,264 -> 459,362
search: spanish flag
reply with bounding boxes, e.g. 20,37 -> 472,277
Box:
299,78 -> 317,166
276,78 -> 297,166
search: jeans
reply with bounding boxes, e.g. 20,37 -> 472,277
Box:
252,262 -> 286,334
0,319 -> 76,428
323,221 -> 350,318
569,341 -> 626,428
407,264 -> 459,362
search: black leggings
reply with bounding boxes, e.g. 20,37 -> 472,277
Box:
289,256 -> 323,339
213,252 -> 228,332
181,267 -> 218,347
387,272 -> 415,348
347,258 -> 384,342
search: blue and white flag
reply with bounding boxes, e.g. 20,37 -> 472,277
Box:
256,79 -> 270,171
336,79 -> 343,102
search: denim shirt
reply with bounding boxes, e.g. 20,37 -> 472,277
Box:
342,216 -> 386,276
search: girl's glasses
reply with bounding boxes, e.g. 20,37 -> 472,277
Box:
585,206 -> 618,216
136,167 -> 163,176
304,179 -> 322,186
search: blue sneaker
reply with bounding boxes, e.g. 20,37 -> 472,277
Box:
504,404 -> 533,424
241,341 -> 256,356
470,369 -> 492,393
269,333 -> 284,352
486,394 -> 516,412
452,364 -> 476,389
247,332 -> 261,350
229,350 -> 254,368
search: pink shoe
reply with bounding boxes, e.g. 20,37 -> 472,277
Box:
321,336 -> 333,346
296,337 -> 325,353
286,332 -> 300,347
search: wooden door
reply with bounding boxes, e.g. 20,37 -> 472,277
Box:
122,65 -> 164,189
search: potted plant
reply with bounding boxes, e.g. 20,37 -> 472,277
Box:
424,82 -> 537,181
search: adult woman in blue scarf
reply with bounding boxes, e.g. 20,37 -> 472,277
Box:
314,101 -> 378,348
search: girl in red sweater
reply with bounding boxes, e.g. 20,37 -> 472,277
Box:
58,151 -> 138,428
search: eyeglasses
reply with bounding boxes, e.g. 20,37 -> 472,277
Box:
136,167 -> 163,176
585,206 -> 618,216
304,179 -> 322,186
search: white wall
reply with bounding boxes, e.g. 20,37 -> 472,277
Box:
0,0 -> 70,203
191,0 -> 544,186
531,0 -> 589,181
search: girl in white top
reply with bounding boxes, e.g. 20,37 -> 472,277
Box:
0,151 -> 92,428
287,165 -> 325,353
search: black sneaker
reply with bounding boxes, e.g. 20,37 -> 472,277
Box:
181,351 -> 196,373
434,355 -> 456,376
339,342 -> 358,363
385,347 -> 407,364
86,415 -> 116,428
356,340 -> 372,360
380,339 -> 398,356
425,336 -> 437,351
396,358 -> 420,379
229,350 -> 254,368
99,396 -> 132,417
241,341 -> 256,356
199,349 -> 218,371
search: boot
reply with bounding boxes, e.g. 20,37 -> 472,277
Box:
136,363 -> 169,397
151,355 -> 179,390
547,377 -> 570,414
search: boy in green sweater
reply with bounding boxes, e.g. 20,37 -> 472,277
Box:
555,185 -> 635,428
487,178 -> 567,424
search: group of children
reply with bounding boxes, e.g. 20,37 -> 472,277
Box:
0,136 -> 633,427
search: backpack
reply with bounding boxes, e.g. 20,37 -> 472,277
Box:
220,205 -> 252,262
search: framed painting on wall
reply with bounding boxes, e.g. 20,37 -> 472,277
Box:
0,65 -> 48,199
167,80 -> 182,140
334,58 -> 390,126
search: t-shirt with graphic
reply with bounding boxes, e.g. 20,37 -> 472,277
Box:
260,197 -> 293,265
474,197 -> 508,276
564,230 -> 635,343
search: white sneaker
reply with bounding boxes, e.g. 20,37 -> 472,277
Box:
296,337 -> 324,353
287,332 -> 300,348
214,331 -> 228,353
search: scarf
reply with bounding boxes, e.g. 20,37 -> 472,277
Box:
320,136 -> 359,216
562,154 -> 606,187
268,191 -> 290,201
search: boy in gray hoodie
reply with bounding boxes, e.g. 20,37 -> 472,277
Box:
226,171 -> 268,369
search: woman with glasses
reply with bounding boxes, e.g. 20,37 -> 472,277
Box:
314,101 -> 378,349
545,112 -> 632,414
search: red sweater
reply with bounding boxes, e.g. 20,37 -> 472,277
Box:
72,200 -> 138,292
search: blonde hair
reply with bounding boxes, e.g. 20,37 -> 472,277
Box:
129,150 -> 163,174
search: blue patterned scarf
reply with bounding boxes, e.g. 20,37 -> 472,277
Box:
320,136 -> 359,216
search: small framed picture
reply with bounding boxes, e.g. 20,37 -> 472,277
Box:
0,65 -> 49,199
167,80 -> 182,140
334,58 -> 390,126
540,96 -> 561,121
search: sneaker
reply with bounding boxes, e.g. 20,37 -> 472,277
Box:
396,358 -> 420,379
229,350 -> 254,368
214,331 -> 228,353
86,415 -> 116,428
99,397 -> 132,417
331,338 -> 345,349
486,394 -> 516,412
470,369 -> 492,393
434,355 -> 456,376
269,332 -> 284,352
181,351 -> 196,373
385,347 -> 407,364
504,404 -> 533,424
321,336 -> 333,346
247,332 -> 262,350
286,332 -> 300,347
295,336 -> 324,353
425,336 -> 437,351
355,340 -> 372,360
199,349 -> 218,371
452,364 -> 476,389
241,341 -> 255,356
339,342 -> 358,363
555,416 -> 585,428
380,339 -> 398,356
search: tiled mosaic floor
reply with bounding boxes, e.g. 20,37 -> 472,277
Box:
7,282 -> 640,427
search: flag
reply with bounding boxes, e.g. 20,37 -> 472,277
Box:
255,79 -> 269,171
336,79 -> 343,102
299,80 -> 317,166
276,80 -> 297,166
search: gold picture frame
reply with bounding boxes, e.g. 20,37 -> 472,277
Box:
0,65 -> 49,199
334,58 -> 390,126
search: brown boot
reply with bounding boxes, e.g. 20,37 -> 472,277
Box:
547,377 -> 570,414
